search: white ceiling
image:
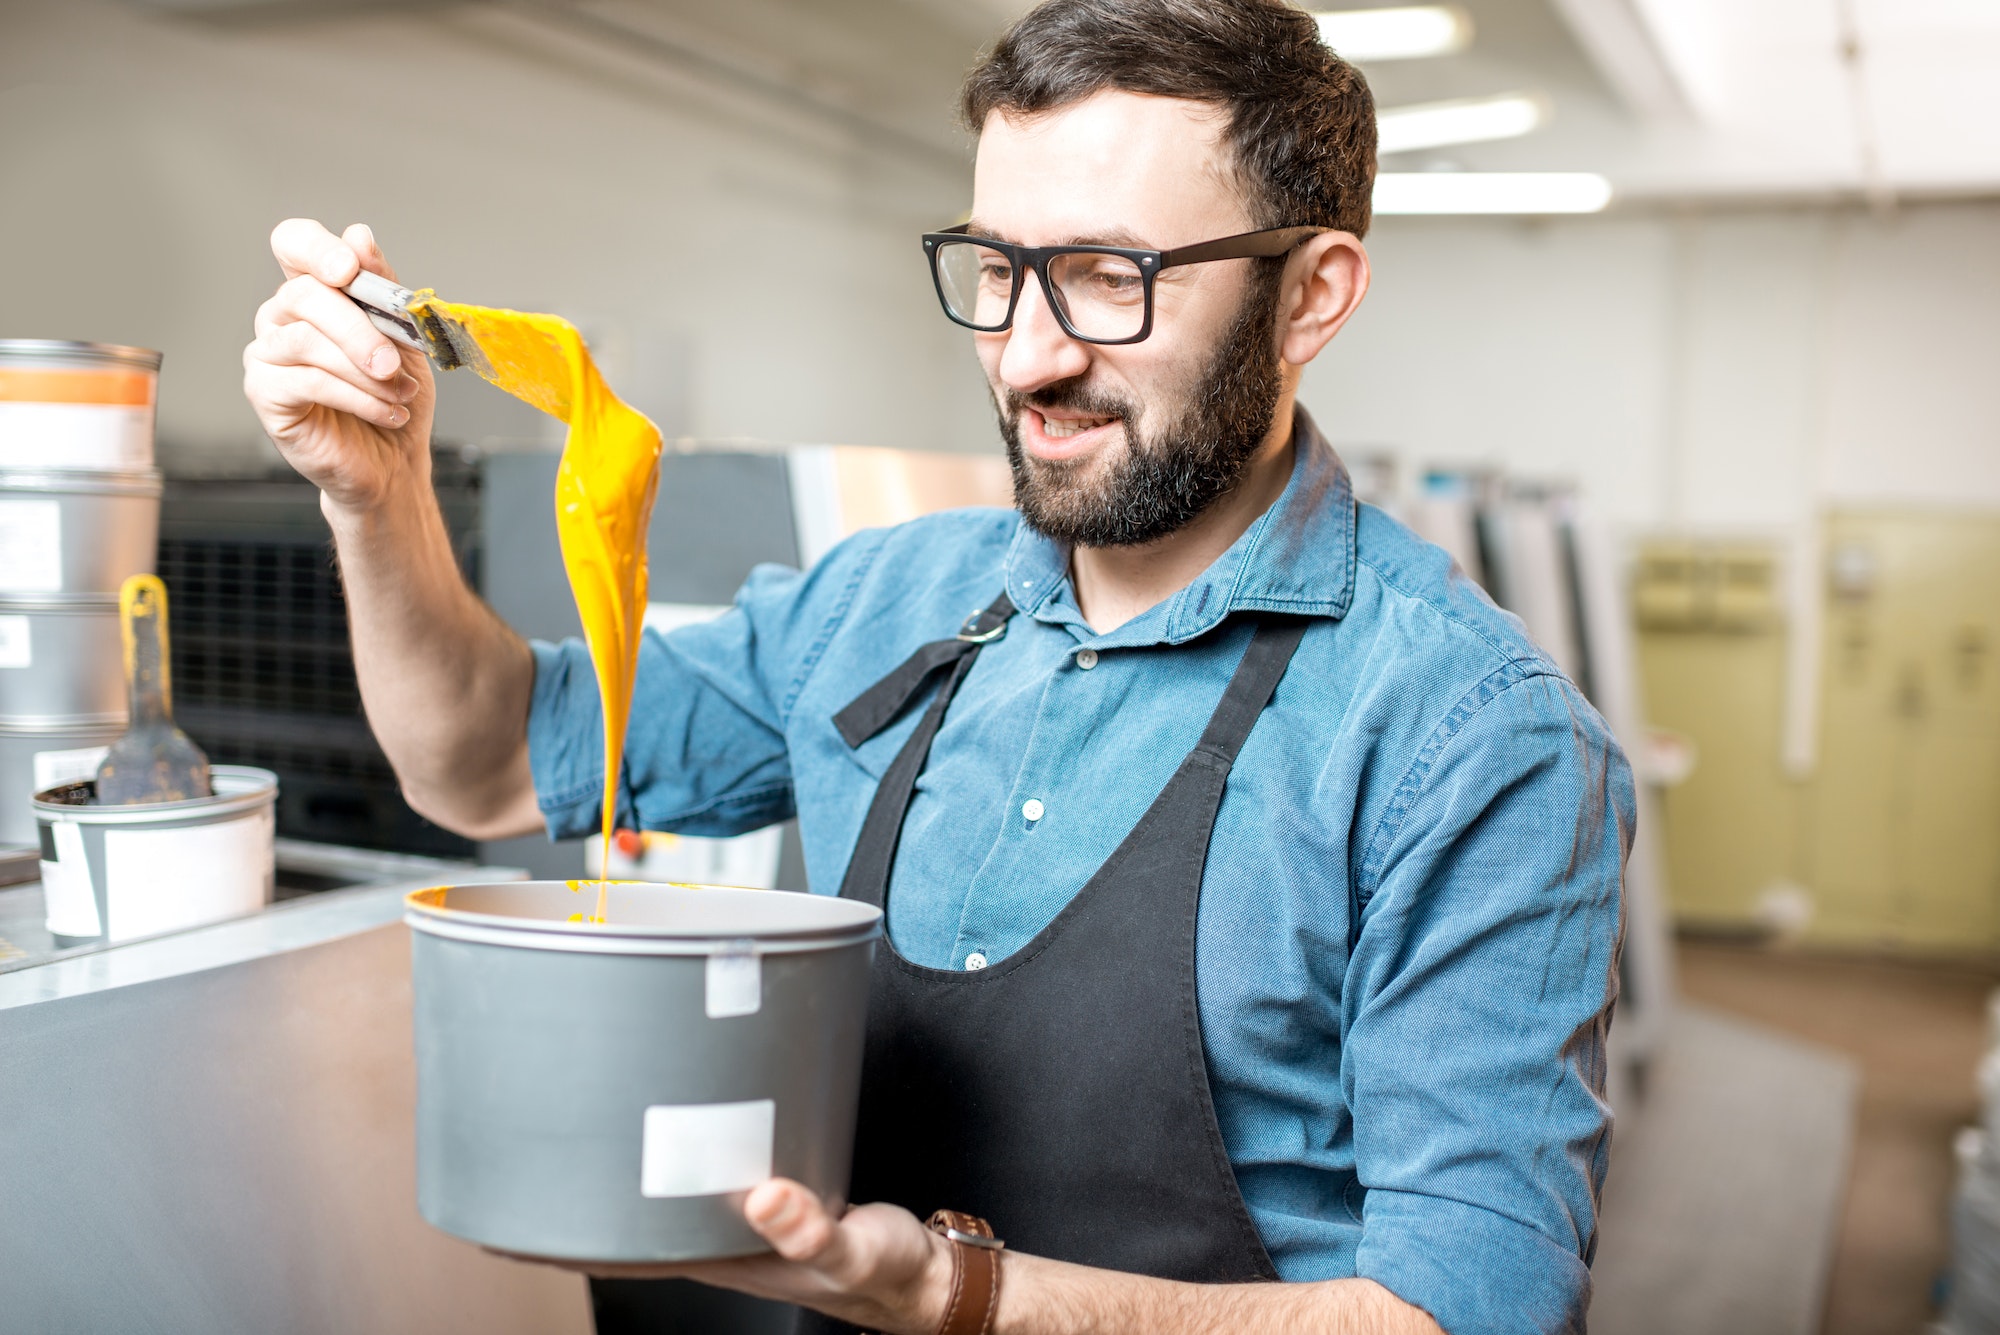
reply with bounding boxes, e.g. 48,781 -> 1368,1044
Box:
1444,0 -> 2000,200
547,0 -> 2000,202
123,0 -> 2000,204
1628,0 -> 2000,193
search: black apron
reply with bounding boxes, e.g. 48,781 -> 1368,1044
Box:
802,596 -> 1307,1333
596,597 -> 1310,1334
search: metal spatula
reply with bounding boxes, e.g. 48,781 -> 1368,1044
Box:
344,269 -> 484,372
95,574 -> 212,805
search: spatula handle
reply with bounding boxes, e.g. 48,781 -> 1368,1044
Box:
120,574 -> 173,727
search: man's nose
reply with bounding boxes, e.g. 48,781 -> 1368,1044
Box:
996,270 -> 1091,393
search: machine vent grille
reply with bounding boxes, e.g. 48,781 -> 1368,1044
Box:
156,458 -> 481,857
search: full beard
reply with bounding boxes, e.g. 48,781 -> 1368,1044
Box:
996,268 -> 1286,549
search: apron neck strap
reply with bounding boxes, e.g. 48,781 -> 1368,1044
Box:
834,592 -> 1016,748
1191,617 -> 1310,767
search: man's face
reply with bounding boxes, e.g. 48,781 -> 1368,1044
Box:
969,91 -> 1288,548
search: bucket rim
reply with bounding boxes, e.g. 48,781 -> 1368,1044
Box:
0,716 -> 127,738
404,879 -> 883,956
0,340 -> 163,372
0,593 -> 122,613
0,468 -> 164,496
32,764 -> 280,820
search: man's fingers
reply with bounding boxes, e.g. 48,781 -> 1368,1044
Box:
262,273 -> 405,380
271,217 -> 361,287
342,222 -> 401,284
250,321 -> 419,404
266,219 -> 404,379
251,362 -> 412,431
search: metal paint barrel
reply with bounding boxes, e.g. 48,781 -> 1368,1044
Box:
31,765 -> 278,946
405,880 -> 881,1262
0,341 -> 160,473
0,718 -> 123,846
0,469 -> 161,597
0,594 -> 126,726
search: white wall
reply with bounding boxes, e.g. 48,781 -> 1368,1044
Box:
1307,199 -> 2000,532
0,0 -> 994,470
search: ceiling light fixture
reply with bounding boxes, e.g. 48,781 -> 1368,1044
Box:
1313,5 -> 1474,61
1376,92 -> 1549,154
1372,172 -> 1614,214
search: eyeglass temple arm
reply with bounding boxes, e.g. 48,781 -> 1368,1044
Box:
1157,226 -> 1327,271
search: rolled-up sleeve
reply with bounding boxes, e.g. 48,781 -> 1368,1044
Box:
1347,667 -> 1634,1335
527,527 -> 887,840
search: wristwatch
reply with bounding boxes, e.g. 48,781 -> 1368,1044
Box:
926,1209 -> 1004,1335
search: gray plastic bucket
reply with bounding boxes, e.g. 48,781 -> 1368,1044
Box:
0,594 -> 126,726
0,468 -> 160,597
405,880 -> 881,1263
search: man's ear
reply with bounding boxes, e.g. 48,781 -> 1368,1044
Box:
1278,232 -> 1370,368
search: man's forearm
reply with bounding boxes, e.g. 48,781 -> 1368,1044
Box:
994,1253 -> 1442,1335
324,485 -> 539,838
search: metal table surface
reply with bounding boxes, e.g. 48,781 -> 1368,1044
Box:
0,842 -> 593,1334
0,837 -> 497,977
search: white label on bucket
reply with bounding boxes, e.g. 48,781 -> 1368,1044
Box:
104,806 -> 273,943
705,941 -> 761,1019
0,615 -> 28,668
0,499 -> 61,593
641,1099 -> 775,1198
0,403 -> 153,471
32,745 -> 107,793
41,820 -> 101,938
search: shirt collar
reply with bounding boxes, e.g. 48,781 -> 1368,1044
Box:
1002,405 -> 1357,646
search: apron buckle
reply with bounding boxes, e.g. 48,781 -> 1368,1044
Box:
956,610 -> 1008,643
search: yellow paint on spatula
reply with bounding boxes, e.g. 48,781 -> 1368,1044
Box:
411,297 -> 661,924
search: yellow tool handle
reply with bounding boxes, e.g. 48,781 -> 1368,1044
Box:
118,573 -> 173,722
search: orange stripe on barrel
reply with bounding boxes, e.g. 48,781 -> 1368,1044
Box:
0,368 -> 155,406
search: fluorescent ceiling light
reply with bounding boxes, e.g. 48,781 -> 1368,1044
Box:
1372,172 -> 1613,214
1376,92 -> 1549,154
1314,6 -> 1474,61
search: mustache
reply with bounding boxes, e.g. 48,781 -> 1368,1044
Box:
1002,377 -> 1134,425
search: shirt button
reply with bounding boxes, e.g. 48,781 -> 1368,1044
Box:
965,952 -> 988,971
1022,798 -> 1045,823
1076,648 -> 1099,670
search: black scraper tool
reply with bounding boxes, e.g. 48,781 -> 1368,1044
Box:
95,574 -> 212,805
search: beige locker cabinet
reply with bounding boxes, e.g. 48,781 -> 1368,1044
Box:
1807,513 -> 2000,952
1636,541 -> 1797,932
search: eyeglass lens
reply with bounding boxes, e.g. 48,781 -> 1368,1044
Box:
934,241 -> 1148,340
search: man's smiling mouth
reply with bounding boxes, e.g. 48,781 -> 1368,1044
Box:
1040,413 -> 1118,439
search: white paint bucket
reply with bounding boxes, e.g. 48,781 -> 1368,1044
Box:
0,341 -> 161,473
0,469 -> 160,596
32,765 -> 277,946
0,719 -> 123,847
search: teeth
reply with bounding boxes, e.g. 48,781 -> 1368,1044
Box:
1041,414 -> 1112,439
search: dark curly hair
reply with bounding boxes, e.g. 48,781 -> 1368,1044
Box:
961,0 -> 1378,237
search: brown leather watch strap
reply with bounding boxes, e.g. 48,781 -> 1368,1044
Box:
926,1209 -> 1003,1335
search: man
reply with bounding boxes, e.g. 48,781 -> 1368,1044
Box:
244,1 -> 1630,1331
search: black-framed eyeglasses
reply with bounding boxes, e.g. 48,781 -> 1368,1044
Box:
921,224 -> 1325,345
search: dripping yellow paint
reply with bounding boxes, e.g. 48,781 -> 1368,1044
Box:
566,880 -> 647,923
411,296 -> 662,924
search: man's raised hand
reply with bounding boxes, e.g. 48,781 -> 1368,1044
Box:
242,219 -> 435,513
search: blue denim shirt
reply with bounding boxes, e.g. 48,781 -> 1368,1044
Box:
528,409 -> 1633,1335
